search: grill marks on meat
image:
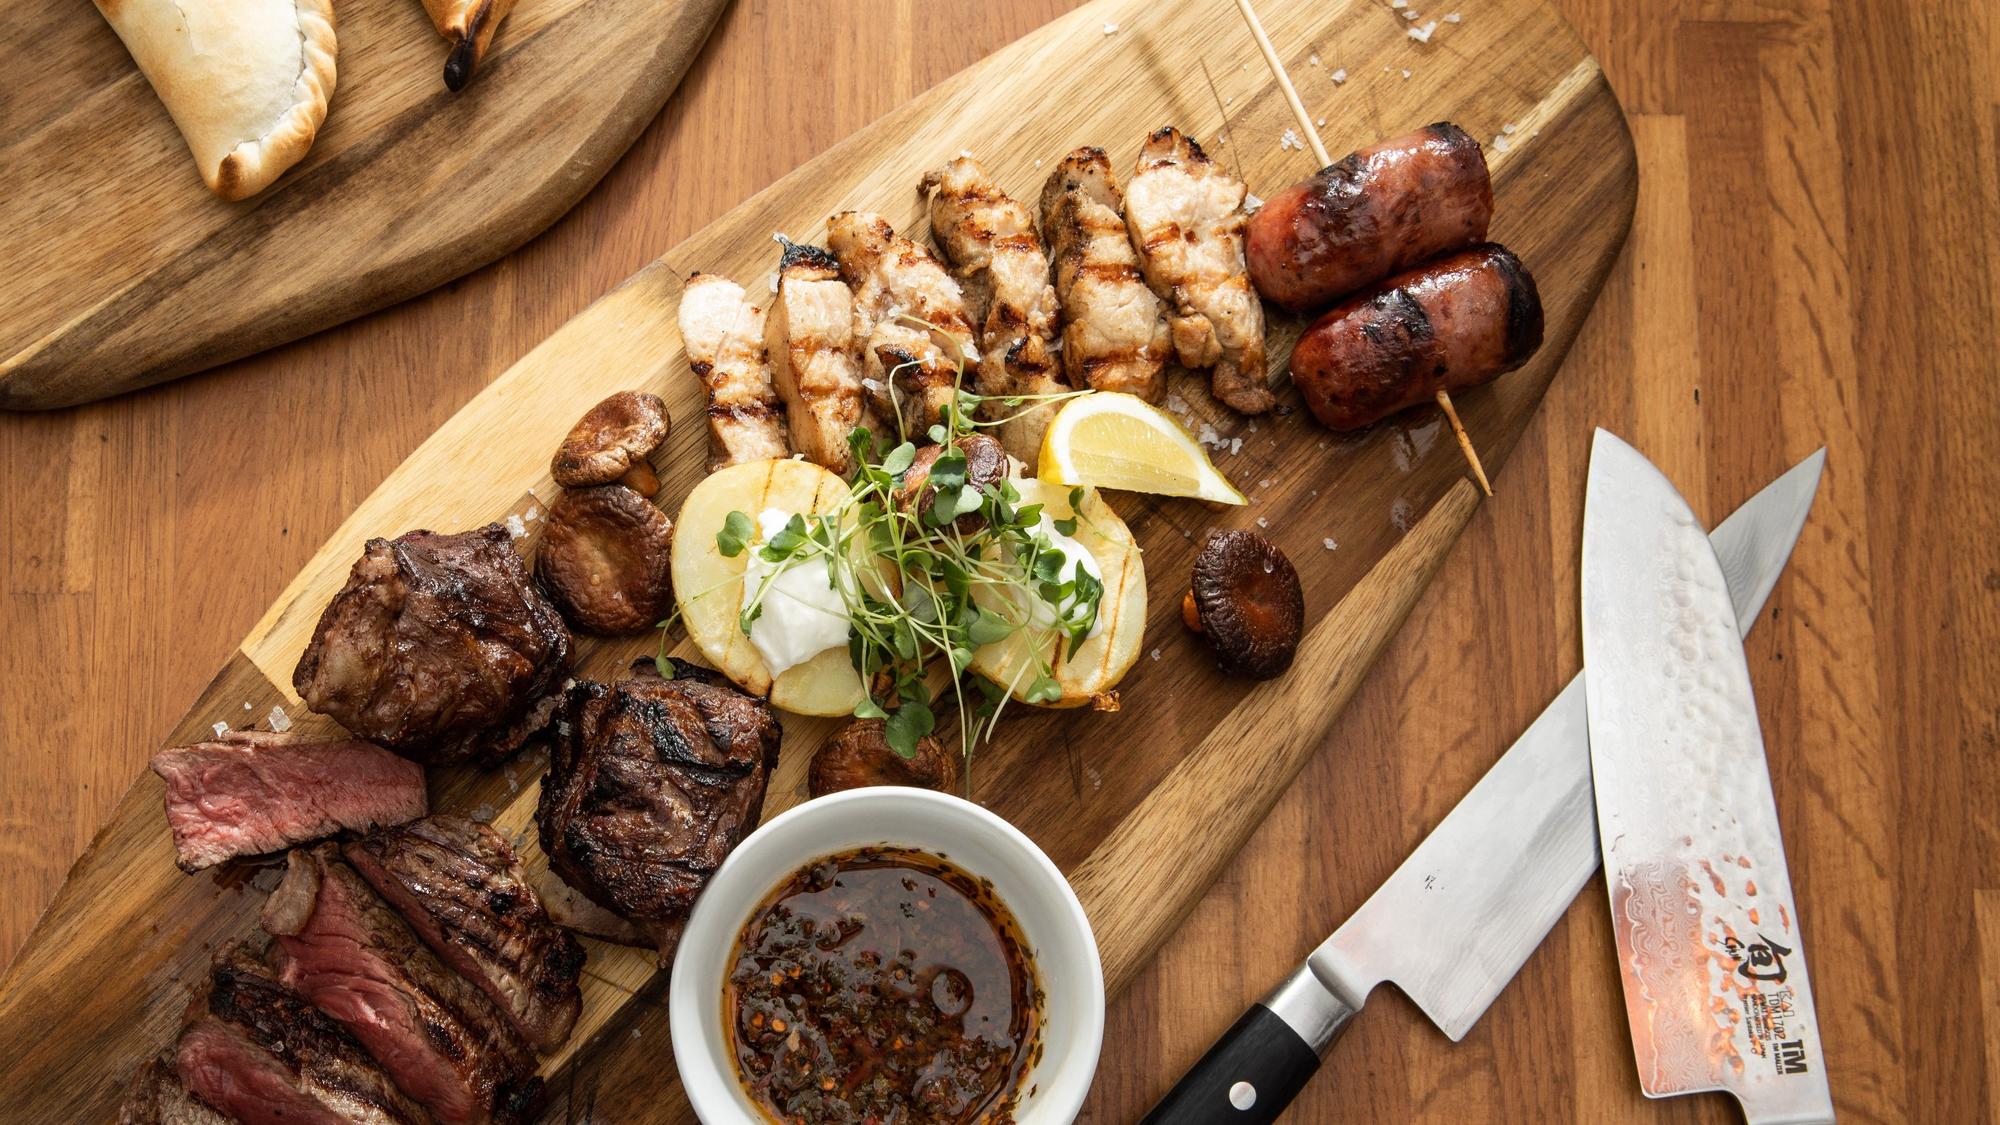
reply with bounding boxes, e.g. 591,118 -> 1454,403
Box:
152,730 -> 427,872
765,238 -> 872,475
679,273 -> 791,471
537,660 -> 780,962
827,211 -> 977,439
173,945 -> 431,1125
1040,146 -> 1173,403
1124,127 -> 1273,414
118,1055 -> 232,1125
293,526 -> 572,766
923,156 -> 1067,462
344,816 -> 584,1053
263,846 -> 541,1125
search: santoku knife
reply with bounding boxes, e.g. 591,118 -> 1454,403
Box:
1142,448 -> 1824,1124
1581,431 -> 1834,1124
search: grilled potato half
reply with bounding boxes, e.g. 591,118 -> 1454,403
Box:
671,458 -> 866,716
969,479 -> 1147,707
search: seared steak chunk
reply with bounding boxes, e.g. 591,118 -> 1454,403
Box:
263,846 -> 541,1125
344,816 -> 585,1052
173,945 -> 430,1125
536,659 -> 780,961
117,1055 -> 231,1125
293,526 -> 571,766
152,730 -> 428,872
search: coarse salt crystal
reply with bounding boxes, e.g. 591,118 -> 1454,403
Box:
1316,117 -> 1327,127
1502,121 -> 1519,134
767,273 -> 779,293
1401,68 -> 1413,79
242,701 -> 252,710
1409,20 -> 1437,41
1165,393 -> 1190,414
504,513 -> 528,539
1310,52 -> 1321,66
1198,424 -> 1221,446
1493,134 -> 1512,153
1243,191 -> 1264,212
212,721 -> 229,737
1259,479 -> 1273,489
1405,8 -> 1420,18
1150,648 -> 1162,662
1331,68 -> 1347,83
268,704 -> 291,733
1323,537 -> 1339,550
1445,10 -> 1461,20
1229,437 -> 1244,455
1102,21 -> 1119,34
1280,129 -> 1302,153
1391,0 -> 1406,8
958,148 -> 974,159
1256,516 -> 1270,528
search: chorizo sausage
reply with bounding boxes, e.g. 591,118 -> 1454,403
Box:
1246,122 -> 1492,312
1288,243 -> 1543,431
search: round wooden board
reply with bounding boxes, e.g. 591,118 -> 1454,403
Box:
0,0 -> 729,410
0,0 -> 1635,1117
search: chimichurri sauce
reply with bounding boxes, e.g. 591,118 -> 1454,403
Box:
726,847 -> 1042,1123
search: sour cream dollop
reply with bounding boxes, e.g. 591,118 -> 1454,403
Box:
741,509 -> 850,678
1025,513 -> 1105,641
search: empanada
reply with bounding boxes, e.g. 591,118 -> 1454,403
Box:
420,0 -> 518,91
95,0 -> 338,201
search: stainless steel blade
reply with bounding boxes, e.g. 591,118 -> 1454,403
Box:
1307,449 -> 1825,1043
1581,431 -> 1833,1124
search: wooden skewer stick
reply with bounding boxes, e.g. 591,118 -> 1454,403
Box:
1232,0 -> 1496,497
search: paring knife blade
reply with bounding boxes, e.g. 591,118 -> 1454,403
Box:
1581,431 -> 1834,1124
1142,449 -> 1824,1124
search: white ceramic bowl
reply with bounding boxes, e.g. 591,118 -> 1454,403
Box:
670,787 -> 1105,1123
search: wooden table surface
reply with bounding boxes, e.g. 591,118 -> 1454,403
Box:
2,0 -> 1992,1120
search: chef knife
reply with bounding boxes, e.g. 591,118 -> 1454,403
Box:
1581,431 -> 1834,1124
1142,448 -> 1824,1124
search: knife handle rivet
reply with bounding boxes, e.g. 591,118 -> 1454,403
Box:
1228,1081 -> 1257,1111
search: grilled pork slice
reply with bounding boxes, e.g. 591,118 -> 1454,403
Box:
174,945 -> 432,1125
1039,146 -> 1173,403
826,211 -> 978,438
117,1055 -> 232,1125
923,156 -> 1067,462
293,525 -> 572,766
536,660 -> 780,963
264,846 -> 540,1125
151,730 -> 428,872
344,815 -> 585,1053
765,239 -> 871,475
1124,126 -> 1273,414
678,273 -> 790,470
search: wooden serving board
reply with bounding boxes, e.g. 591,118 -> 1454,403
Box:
0,0 -> 1634,1117
0,0 -> 728,410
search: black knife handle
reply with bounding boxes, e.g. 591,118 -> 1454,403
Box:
1141,967 -> 1360,1124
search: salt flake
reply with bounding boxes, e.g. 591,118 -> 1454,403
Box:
212,721 -> 229,737
1102,21 -> 1119,34
1331,68 -> 1347,83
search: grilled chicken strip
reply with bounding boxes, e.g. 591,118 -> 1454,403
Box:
826,211 -> 977,438
923,156 -> 1066,463
1124,126 -> 1273,414
1039,147 -> 1173,403
765,238 -> 871,475
679,273 -> 789,471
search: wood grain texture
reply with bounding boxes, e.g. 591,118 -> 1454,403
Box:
0,2 -> 1989,1124
0,0 -> 728,409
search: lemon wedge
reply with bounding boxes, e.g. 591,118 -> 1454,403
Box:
1037,392 -> 1248,504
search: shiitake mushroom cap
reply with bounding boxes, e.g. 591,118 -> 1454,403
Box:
552,391 -> 670,488
535,483 -> 675,635
808,717 -> 960,798
892,431 -> 1009,533
1188,528 -> 1305,680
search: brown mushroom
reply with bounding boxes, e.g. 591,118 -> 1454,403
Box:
1184,529 -> 1305,680
808,717 -> 960,798
892,432 -> 1009,533
552,391 -> 670,490
535,484 -> 675,635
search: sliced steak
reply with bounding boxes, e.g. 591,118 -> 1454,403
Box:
151,729 -> 428,872
117,1054 -> 232,1125
533,868 -> 649,947
263,845 -> 541,1125
536,659 -> 780,962
173,945 -> 431,1125
343,816 -> 585,1053
293,525 -> 572,766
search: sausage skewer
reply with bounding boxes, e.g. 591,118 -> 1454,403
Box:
1232,0 -> 1496,494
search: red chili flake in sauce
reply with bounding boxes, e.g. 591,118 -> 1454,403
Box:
725,847 -> 1042,1124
